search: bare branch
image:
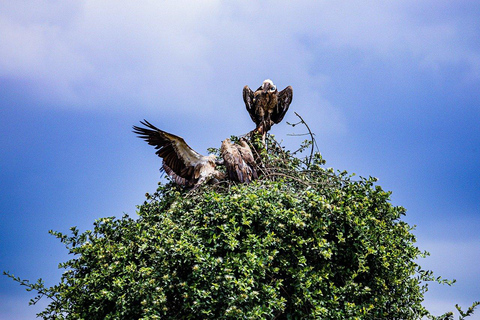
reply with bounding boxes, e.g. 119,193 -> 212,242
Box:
293,112 -> 319,169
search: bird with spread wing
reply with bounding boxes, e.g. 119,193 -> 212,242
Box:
133,120 -> 225,188
243,79 -> 293,139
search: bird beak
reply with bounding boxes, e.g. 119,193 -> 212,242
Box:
262,83 -> 270,93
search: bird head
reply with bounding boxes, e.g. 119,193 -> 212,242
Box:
206,154 -> 219,169
261,79 -> 277,93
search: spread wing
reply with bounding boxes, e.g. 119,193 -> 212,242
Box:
272,86 -> 293,124
133,120 -> 203,183
243,85 -> 257,124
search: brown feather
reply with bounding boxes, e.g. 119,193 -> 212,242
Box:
133,120 -> 220,187
272,86 -> 293,124
163,163 -> 189,186
220,139 -> 257,183
237,139 -> 258,180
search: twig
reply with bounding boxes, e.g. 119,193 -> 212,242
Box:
293,112 -> 316,169
287,133 -> 312,137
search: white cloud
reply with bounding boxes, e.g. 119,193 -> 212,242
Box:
294,1 -> 480,70
0,1 -> 478,128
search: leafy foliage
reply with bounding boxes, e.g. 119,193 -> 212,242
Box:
4,130 -> 478,319
429,302 -> 480,320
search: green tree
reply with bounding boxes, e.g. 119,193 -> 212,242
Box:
5,132 -> 478,319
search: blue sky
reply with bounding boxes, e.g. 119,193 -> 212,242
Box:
1,1 -> 479,318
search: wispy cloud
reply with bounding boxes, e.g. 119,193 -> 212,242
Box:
1,1 -> 477,116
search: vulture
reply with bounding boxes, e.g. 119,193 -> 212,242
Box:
243,79 -> 293,137
133,120 -> 224,188
220,138 -> 258,183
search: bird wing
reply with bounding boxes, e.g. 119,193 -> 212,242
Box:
221,139 -> 257,183
243,85 -> 258,124
162,163 -> 191,187
237,140 -> 258,180
271,86 -> 293,124
221,139 -> 244,182
132,120 -> 204,181
237,140 -> 256,167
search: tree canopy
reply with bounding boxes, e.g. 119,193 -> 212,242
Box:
5,131 -> 478,319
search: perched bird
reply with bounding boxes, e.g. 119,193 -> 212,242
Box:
133,120 -> 224,188
220,138 -> 258,183
243,79 -> 293,137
